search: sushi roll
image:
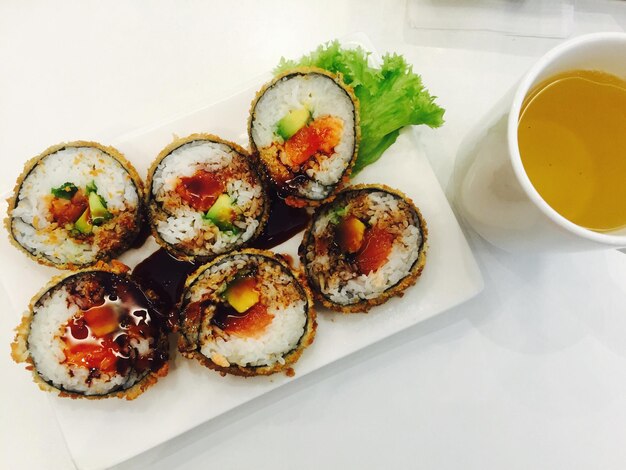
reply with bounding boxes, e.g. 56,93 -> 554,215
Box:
6,141 -> 144,269
11,263 -> 170,400
147,134 -> 269,262
249,68 -> 359,207
178,249 -> 316,376
299,184 -> 427,313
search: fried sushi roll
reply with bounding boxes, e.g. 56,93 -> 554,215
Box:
299,185 -> 427,313
178,249 -> 316,376
249,68 -> 359,207
147,134 -> 269,262
6,141 -> 144,269
11,264 -> 169,400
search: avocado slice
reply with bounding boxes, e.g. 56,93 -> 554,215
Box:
88,192 -> 111,225
86,180 -> 98,194
204,194 -> 238,231
224,277 -> 259,313
337,216 -> 366,254
276,107 -> 311,141
74,209 -> 93,235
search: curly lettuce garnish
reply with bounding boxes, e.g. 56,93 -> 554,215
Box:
275,41 -> 445,175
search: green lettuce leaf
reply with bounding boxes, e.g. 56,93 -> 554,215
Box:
275,41 -> 445,175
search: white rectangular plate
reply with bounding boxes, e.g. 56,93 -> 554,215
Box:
0,37 -> 483,470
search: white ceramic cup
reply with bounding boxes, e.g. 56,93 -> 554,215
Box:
455,32 -> 626,253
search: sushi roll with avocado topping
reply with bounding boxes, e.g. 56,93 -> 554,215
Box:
6,141 -> 144,269
11,263 -> 170,400
249,68 -> 359,207
147,134 -> 269,262
299,184 -> 427,313
178,249 -> 316,377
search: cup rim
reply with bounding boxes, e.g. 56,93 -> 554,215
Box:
507,32 -> 626,246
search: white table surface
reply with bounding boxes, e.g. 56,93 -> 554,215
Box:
1,1 -> 625,469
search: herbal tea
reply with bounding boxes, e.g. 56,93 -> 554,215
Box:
518,70 -> 626,232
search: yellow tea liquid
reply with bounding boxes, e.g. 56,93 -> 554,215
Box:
518,70 -> 626,232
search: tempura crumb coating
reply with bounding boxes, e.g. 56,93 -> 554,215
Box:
146,133 -> 270,262
248,67 -> 360,208
299,184 -> 428,313
178,249 -> 316,377
11,261 -> 170,400
5,141 -> 145,270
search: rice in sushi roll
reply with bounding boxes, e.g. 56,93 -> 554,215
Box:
11,263 -> 170,400
178,249 -> 316,376
299,184 -> 427,313
6,141 -> 144,269
147,134 -> 269,262
249,68 -> 359,207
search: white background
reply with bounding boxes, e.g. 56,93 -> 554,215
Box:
1,1 -> 625,469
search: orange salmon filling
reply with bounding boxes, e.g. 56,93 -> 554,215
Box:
220,303 -> 274,337
280,116 -> 343,169
62,303 -> 121,373
176,170 -> 224,212
50,190 -> 88,225
212,276 -> 274,338
61,297 -> 152,374
355,226 -> 395,275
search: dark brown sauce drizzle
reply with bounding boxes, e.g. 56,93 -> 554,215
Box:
211,302 -> 246,330
130,188 -> 309,327
131,249 -> 197,327
280,174 -> 312,196
64,272 -> 169,376
111,275 -> 170,373
129,218 -> 152,250
251,189 -> 310,249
